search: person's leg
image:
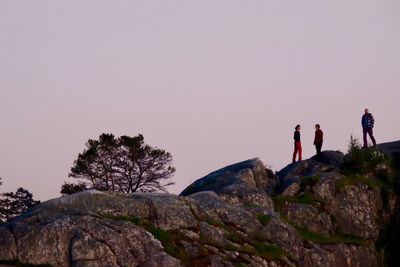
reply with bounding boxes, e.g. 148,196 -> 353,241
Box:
368,128 -> 376,146
363,128 -> 368,148
298,142 -> 302,161
293,142 -> 298,163
316,144 -> 322,155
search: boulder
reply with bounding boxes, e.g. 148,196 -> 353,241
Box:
277,151 -> 344,194
282,203 -> 334,235
0,227 -> 17,260
378,140 -> 400,158
331,185 -> 380,239
180,158 -> 276,210
260,218 -> 303,261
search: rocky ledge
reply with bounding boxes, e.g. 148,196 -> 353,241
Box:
1,144 -> 399,267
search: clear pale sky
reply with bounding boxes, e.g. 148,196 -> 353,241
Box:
1,1 -> 399,201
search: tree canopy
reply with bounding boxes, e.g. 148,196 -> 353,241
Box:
0,187 -> 40,223
69,133 -> 176,193
60,182 -> 87,195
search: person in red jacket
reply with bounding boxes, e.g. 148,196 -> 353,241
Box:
314,124 -> 323,158
292,125 -> 302,163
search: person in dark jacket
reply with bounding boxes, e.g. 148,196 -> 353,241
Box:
361,108 -> 376,148
292,125 -> 302,163
314,124 -> 323,158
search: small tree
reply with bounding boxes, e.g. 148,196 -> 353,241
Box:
0,188 -> 40,223
60,182 -> 87,195
69,133 -> 176,193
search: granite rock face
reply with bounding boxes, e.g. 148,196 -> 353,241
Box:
180,158 -> 277,210
0,146 -> 399,267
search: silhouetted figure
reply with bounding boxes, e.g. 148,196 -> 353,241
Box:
314,124 -> 323,159
362,108 -> 376,148
292,125 -> 302,163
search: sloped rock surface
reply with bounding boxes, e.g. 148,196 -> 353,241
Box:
180,158 -> 277,210
1,148 -> 399,267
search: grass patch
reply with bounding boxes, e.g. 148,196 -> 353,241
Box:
224,230 -> 243,243
0,260 -> 52,267
254,242 -> 287,260
295,226 -> 366,245
101,214 -> 141,225
335,174 -> 392,192
257,214 -> 272,226
144,225 -> 190,263
300,175 -> 321,191
273,193 -> 323,212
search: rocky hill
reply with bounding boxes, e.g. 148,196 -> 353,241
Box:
1,142 -> 400,267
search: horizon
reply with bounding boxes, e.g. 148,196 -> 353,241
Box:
1,1 -> 399,201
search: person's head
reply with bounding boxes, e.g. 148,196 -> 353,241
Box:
365,108 -> 369,114
315,124 -> 320,130
295,125 -> 301,131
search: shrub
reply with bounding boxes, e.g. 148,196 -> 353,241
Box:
341,136 -> 387,175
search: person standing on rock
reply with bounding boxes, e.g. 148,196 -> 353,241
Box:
314,124 -> 323,159
361,108 -> 376,148
292,125 -> 302,163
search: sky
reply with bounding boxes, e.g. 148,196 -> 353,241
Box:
0,0 -> 399,201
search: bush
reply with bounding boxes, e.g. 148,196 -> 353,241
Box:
341,136 -> 387,175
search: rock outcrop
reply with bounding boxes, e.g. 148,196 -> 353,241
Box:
1,145 -> 399,267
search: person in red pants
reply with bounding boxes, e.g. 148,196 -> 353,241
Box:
292,125 -> 302,163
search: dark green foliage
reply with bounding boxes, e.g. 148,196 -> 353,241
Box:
254,243 -> 287,260
0,188 -> 40,223
145,225 -> 190,263
273,193 -> 323,212
60,182 -> 87,195
342,136 -> 387,175
0,259 -> 52,267
257,213 -> 272,226
224,230 -> 243,243
69,133 -> 176,193
294,226 -> 365,245
101,214 -> 141,225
